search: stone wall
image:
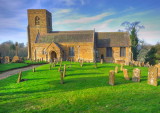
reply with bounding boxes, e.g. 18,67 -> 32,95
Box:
31,42 -> 94,62
97,47 -> 132,64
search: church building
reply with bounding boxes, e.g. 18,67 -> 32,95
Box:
27,9 -> 132,64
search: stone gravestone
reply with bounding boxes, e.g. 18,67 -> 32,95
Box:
120,64 -> 123,71
63,64 -> 66,77
109,70 -> 115,86
148,66 -> 158,86
4,56 -> 10,64
60,71 -> 64,84
100,59 -> 103,64
132,68 -> 141,82
155,64 -> 160,78
115,66 -> 118,74
17,71 -> 22,83
12,56 -> 20,62
123,69 -> 130,80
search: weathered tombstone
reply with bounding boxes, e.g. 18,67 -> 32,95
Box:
17,71 -> 22,83
94,61 -> 97,68
60,71 -> 64,84
33,67 -> 35,72
12,56 -> 20,63
141,62 -> 145,67
4,56 -> 10,64
49,65 -> 51,70
80,60 -> 83,67
138,62 -> 141,67
120,64 -> 123,71
58,65 -> 62,72
63,64 -> 66,77
100,59 -> 103,64
132,68 -> 141,82
146,62 -> 150,67
49,59 -> 53,63
148,66 -> 158,86
60,61 -> 62,67
123,69 -> 130,80
115,66 -> 118,73
155,64 -> 160,78
109,70 -> 115,86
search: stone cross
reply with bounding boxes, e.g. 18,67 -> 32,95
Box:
123,69 -> 130,80
148,66 -> 158,86
109,70 -> 115,86
115,66 -> 118,74
132,68 -> 141,82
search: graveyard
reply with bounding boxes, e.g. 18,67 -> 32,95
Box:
0,61 -> 160,113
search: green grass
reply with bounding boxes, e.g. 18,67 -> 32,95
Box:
24,60 -> 47,65
0,62 -> 160,113
0,63 -> 29,73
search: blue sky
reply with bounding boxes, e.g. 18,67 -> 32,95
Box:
0,0 -> 160,45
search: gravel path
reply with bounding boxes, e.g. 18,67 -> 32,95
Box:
0,64 -> 44,80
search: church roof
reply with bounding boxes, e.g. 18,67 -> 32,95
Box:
95,32 -> 131,47
36,30 -> 94,43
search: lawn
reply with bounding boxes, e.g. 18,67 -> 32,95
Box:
0,63 -> 29,73
0,62 -> 160,113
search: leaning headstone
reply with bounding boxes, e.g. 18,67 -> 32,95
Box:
123,69 -> 130,80
100,59 -> 103,64
132,68 -> 141,82
120,64 -> 123,71
109,70 -> 115,86
60,71 -> 64,84
33,67 -> 35,72
63,64 -> 66,77
17,71 -> 22,83
115,66 -> 118,73
148,66 -> 158,86
49,65 -> 51,70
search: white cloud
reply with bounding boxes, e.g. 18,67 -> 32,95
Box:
55,12 -> 113,24
56,9 -> 72,14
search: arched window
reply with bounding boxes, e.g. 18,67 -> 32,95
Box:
35,16 -> 40,25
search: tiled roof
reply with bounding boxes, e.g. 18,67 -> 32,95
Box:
36,30 -> 94,43
96,32 -> 131,47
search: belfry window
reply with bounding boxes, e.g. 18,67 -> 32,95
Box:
69,47 -> 74,57
35,16 -> 40,25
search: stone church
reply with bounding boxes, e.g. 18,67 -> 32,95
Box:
27,9 -> 132,64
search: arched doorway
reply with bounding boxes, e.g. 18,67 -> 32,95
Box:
50,51 -> 57,61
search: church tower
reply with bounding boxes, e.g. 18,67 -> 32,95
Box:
27,9 -> 52,59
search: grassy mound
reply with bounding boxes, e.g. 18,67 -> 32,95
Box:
0,62 -> 159,113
